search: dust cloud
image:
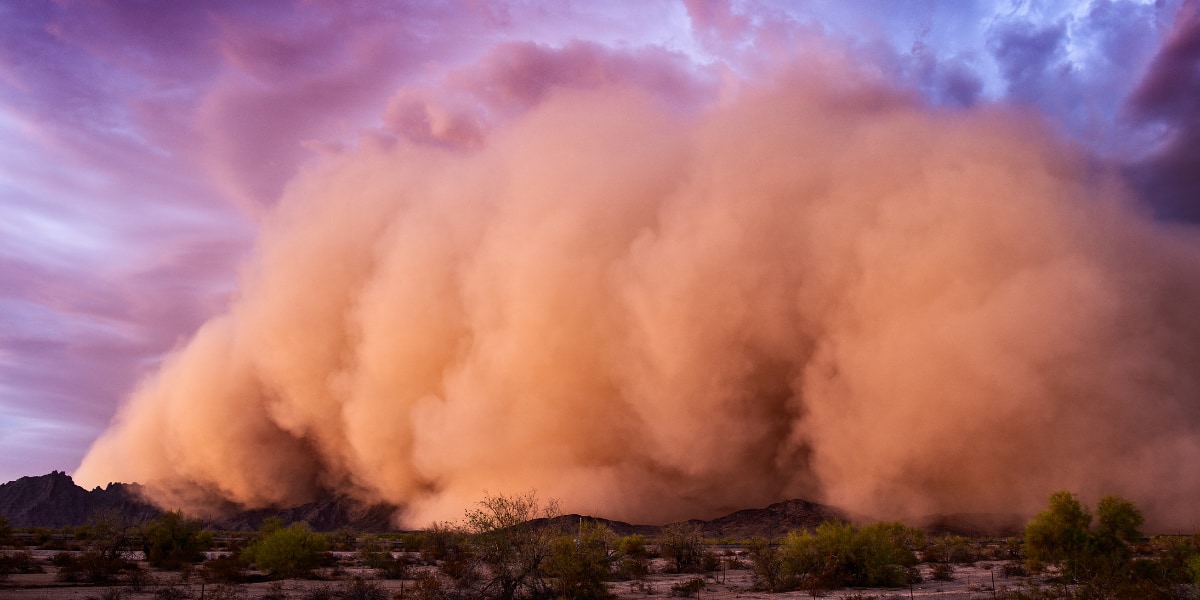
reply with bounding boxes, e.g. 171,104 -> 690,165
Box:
76,59 -> 1200,530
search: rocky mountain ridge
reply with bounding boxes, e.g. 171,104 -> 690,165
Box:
0,472 -> 1018,537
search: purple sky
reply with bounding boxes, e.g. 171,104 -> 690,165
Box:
1,0 -> 1198,484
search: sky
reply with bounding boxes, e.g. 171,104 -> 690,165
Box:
3,0 -> 1200,524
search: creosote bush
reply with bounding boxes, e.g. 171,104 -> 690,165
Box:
242,519 -> 331,580
615,534 -> 650,580
669,577 -> 705,598
924,534 -> 978,564
748,520 -> 923,592
200,554 -> 246,583
141,510 -> 212,569
544,520 -> 619,600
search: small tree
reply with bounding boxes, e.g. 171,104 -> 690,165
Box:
747,538 -> 795,592
544,520 -> 618,600
141,510 -> 212,569
1024,491 -> 1145,583
463,490 -> 561,600
1024,490 -> 1092,575
61,508 -> 139,583
243,521 -> 330,579
1095,495 -> 1144,546
659,522 -> 706,573
615,534 -> 650,580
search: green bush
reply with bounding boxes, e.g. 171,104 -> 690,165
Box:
748,520 -> 922,592
615,534 -> 649,580
924,535 -> 978,564
243,522 -> 330,579
746,538 -> 796,592
142,510 -> 213,569
420,521 -> 468,563
1023,491 -> 1144,582
930,562 -> 954,581
544,520 -> 618,600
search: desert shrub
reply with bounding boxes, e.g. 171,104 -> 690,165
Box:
243,522 -> 331,580
1024,491 -> 1144,582
142,510 -> 213,569
669,577 -> 705,597
358,534 -> 391,568
1025,491 -> 1092,574
628,580 -> 656,595
337,577 -> 389,600
930,562 -> 955,581
658,522 -> 706,573
746,538 -> 795,592
413,572 -> 453,600
924,535 -> 978,564
544,520 -> 618,600
200,554 -> 246,583
259,581 -> 288,600
203,583 -> 246,600
615,534 -> 649,580
84,588 -> 126,600
437,550 -> 481,591
421,521 -> 468,563
154,581 -> 196,600
378,556 -> 410,579
0,550 -> 40,577
399,533 -> 424,552
125,562 -> 151,591
752,520 -> 922,592
462,490 -> 561,600
1144,537 -> 1196,583
329,528 -> 356,552
1001,561 -> 1028,578
723,555 -> 749,570
301,584 -> 337,600
0,516 -> 12,547
57,509 -> 141,583
855,521 -> 923,586
358,533 -> 407,577
1187,554 -> 1200,587
54,549 -> 136,583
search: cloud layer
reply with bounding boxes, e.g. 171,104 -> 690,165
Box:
76,50 -> 1200,528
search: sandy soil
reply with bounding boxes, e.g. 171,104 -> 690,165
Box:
610,560 -> 1039,599
0,554 -> 1050,600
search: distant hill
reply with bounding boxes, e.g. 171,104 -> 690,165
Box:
0,471 -> 397,531
0,471 -> 160,528
210,497 -> 399,532
691,498 -> 849,539
0,472 -> 1021,537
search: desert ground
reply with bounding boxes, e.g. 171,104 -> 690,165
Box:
0,549 -> 1058,600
